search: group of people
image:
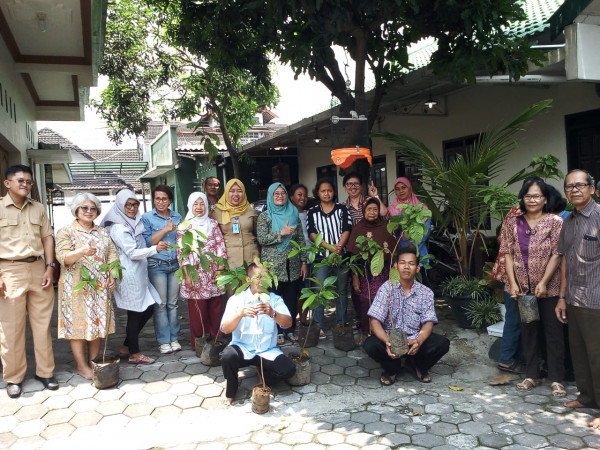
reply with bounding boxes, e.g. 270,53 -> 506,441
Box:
0,163 -> 598,430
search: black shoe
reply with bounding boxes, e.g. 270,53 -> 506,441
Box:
35,375 -> 59,390
7,383 -> 22,398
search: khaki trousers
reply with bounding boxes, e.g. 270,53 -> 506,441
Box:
0,259 -> 55,383
567,304 -> 600,408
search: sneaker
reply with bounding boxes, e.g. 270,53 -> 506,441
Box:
170,341 -> 182,352
159,343 -> 173,354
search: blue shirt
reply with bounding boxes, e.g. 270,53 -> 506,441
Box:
141,209 -> 182,262
221,289 -> 290,361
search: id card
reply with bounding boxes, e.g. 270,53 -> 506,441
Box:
232,222 -> 240,234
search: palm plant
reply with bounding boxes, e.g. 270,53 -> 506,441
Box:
377,99 -> 558,277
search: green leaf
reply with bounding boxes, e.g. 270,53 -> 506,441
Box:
389,267 -> 400,285
323,276 -> 337,287
371,250 -> 384,276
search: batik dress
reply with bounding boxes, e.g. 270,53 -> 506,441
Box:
55,220 -> 119,340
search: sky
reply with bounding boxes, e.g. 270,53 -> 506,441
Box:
37,63 -> 335,150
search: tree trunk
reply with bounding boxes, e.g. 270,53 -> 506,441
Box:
229,149 -> 241,180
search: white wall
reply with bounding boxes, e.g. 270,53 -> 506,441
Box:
298,82 -> 600,201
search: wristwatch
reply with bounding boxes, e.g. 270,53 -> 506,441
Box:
46,262 -> 57,269
271,309 -> 277,320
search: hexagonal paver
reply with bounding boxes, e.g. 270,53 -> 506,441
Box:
429,422 -> 459,437
147,392 -> 177,408
454,402 -> 484,414
310,372 -> 331,385
42,409 -> 75,425
478,431 -> 513,448
195,384 -> 223,398
250,430 -> 282,445
321,364 -> 344,376
119,366 -> 143,380
547,433 -> 585,449
440,411 -> 472,424
292,384 -> 317,394
11,419 -> 47,438
556,422 -> 592,436
410,394 -> 438,406
0,402 -> 21,417
395,423 -> 427,435
200,397 -> 228,410
15,404 -> 48,421
168,381 -> 197,396
334,357 -> 357,368
412,414 -> 440,426
160,361 -> 186,373
380,432 -> 411,447
425,403 -> 454,415
445,433 -> 478,449
513,432 -> 550,448
380,412 -> 410,425
303,422 -> 333,433
364,421 -> 395,435
173,394 -> 203,409
412,433 -> 445,447
164,372 -> 191,383
492,422 -> 524,436
524,422 -> 558,435
123,403 -> 154,418
40,423 -> 75,440
281,430 -> 313,445
334,421 -> 363,434
0,416 -> 18,434
345,431 -> 377,446
343,365 -> 369,378
140,370 -> 167,382
142,380 -> 170,394
42,395 -> 74,410
458,420 -> 492,435
350,411 -> 380,425
121,390 -> 151,405
317,384 -> 343,395
69,411 -> 102,428
69,384 -> 98,400
523,394 -> 549,404
471,412 -> 504,425
0,432 -> 17,447
95,400 -> 127,415
150,405 -> 181,418
330,374 -> 356,386
70,398 -> 100,413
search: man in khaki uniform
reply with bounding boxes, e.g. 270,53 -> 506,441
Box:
0,164 -> 58,398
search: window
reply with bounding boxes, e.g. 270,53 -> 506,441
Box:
370,155 -> 388,205
395,152 -> 421,185
315,164 -> 338,199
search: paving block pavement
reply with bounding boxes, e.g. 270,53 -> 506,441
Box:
0,295 -> 598,448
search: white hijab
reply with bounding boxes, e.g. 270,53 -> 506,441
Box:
185,192 -> 212,238
100,189 -> 145,237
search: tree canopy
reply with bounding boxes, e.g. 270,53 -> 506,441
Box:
151,0 -> 544,130
95,0 -> 279,177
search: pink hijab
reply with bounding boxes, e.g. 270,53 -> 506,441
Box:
388,177 -> 428,216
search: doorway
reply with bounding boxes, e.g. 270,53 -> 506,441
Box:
566,108 -> 600,182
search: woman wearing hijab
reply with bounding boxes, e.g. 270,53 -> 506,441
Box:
347,197 -> 398,345
210,179 -> 259,269
178,193 -> 227,348
101,189 -> 169,365
388,177 -> 431,258
257,183 -> 308,344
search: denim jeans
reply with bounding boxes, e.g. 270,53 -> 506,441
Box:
312,262 -> 349,326
148,259 -> 181,345
499,288 -> 524,364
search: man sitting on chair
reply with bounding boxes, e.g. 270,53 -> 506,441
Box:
363,247 -> 450,386
220,263 -> 296,405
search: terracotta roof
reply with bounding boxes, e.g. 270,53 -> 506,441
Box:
38,128 -> 93,163
83,148 -> 143,162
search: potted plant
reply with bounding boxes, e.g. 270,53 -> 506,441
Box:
378,100 -> 562,327
75,261 -> 126,389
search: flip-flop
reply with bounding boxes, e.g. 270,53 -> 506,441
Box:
497,360 -> 526,374
406,359 -> 432,383
380,372 -> 396,386
277,334 -> 285,345
286,333 -> 299,343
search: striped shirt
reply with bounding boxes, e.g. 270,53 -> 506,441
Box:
307,203 -> 352,254
557,199 -> 600,309
343,195 -> 365,225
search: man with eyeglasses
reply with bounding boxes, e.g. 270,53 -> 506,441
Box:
0,165 -> 58,398
204,176 -> 221,211
556,169 -> 600,429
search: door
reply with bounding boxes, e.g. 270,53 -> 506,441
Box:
566,109 -> 600,183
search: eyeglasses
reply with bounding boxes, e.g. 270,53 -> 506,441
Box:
79,206 -> 98,213
154,197 -> 170,203
11,178 -> 33,186
523,194 -> 544,201
125,202 -> 140,209
345,182 -> 361,188
565,183 -> 590,192
273,192 -> 287,197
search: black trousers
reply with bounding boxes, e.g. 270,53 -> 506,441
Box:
521,296 -> 565,382
363,332 -> 450,376
220,345 -> 296,399
275,278 -> 301,334
123,305 -> 154,354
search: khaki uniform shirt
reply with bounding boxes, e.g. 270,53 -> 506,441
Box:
0,195 -> 53,260
210,206 -> 258,269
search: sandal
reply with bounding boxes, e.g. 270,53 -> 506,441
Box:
551,382 -> 567,398
380,372 -> 397,386
497,360 -> 526,374
516,378 -> 540,391
128,354 -> 155,365
286,333 -> 299,343
277,334 -> 285,345
406,359 -> 432,383
319,329 -> 326,340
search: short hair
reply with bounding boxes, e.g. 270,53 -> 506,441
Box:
396,246 -> 419,264
343,172 -> 362,186
596,180 -> 600,191
564,169 -> 594,188
546,185 -> 567,214
153,185 -> 174,201
246,262 -> 260,276
70,192 -> 102,217
313,178 -> 336,201
5,164 -> 33,179
289,183 -> 307,197
204,176 -> 220,189
518,177 -> 552,213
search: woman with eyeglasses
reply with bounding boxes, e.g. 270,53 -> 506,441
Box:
500,177 -> 566,397
101,189 -> 170,365
257,183 -> 308,344
55,193 -> 119,379
141,185 -> 183,355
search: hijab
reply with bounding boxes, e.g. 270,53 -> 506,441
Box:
264,183 -> 299,252
185,192 -> 213,238
214,178 -> 250,224
100,189 -> 145,237
347,197 -> 397,257
389,177 -> 429,216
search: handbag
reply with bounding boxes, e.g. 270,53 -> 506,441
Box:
513,270 -> 540,324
